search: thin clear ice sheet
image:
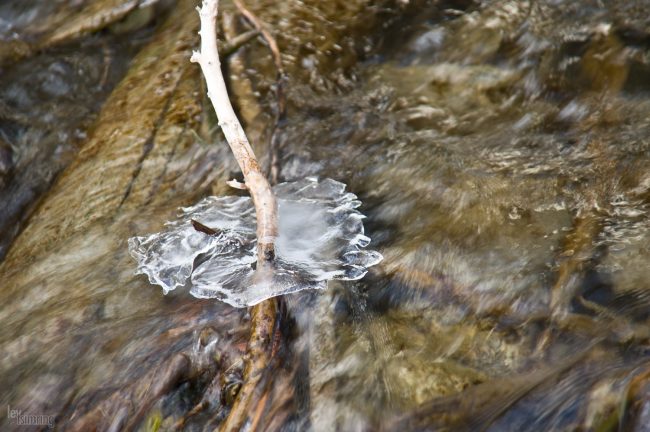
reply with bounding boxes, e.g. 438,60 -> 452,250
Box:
128,177 -> 383,307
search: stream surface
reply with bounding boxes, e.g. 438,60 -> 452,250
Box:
1,1 -> 650,431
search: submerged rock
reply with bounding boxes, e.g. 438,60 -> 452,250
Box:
129,177 -> 383,307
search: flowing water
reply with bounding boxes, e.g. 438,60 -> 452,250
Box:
1,0 -> 649,431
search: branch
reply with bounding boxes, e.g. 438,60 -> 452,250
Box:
191,2 -> 279,431
220,29 -> 259,57
191,0 -> 277,263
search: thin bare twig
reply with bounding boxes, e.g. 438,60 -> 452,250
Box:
191,1 -> 279,431
233,0 -> 283,77
220,28 -> 259,57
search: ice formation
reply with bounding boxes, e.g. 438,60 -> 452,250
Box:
128,177 -> 383,307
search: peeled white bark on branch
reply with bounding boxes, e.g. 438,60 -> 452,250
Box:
190,0 -> 277,264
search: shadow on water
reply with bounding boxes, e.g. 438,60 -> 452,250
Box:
1,0 -> 650,430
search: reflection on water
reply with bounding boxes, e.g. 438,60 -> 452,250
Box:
1,0 -> 650,430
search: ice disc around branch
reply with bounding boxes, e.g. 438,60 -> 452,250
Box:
128,177 -> 383,307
